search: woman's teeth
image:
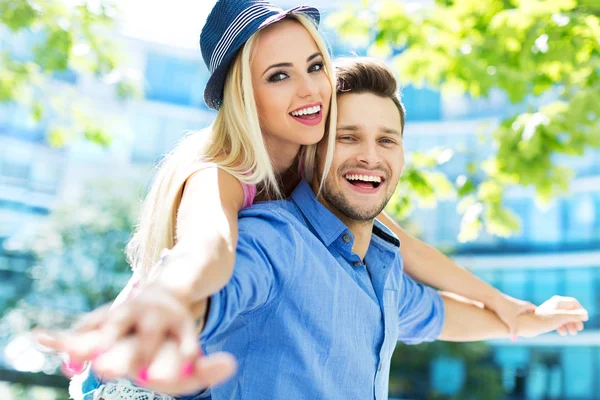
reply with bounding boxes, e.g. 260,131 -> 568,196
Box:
290,105 -> 321,117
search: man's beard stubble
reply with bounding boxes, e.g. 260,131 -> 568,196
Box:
318,173 -> 392,223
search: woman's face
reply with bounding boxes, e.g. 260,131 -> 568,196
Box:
251,19 -> 331,153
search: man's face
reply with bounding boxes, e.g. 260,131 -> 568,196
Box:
315,92 -> 405,222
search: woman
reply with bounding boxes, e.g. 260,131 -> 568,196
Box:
38,0 -> 540,398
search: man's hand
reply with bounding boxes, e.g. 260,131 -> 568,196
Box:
519,296 -> 589,338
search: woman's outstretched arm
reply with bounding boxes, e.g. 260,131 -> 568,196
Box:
378,211 -> 536,337
36,166 -> 245,384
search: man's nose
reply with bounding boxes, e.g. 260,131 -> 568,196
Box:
356,142 -> 381,166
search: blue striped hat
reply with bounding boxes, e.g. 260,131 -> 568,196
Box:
200,0 -> 320,110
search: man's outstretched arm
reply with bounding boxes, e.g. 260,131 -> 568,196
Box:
438,293 -> 588,342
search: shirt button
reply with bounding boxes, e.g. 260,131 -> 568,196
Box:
342,233 -> 352,243
378,363 -> 382,371
353,261 -> 361,268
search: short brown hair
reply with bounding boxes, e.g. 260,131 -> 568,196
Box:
335,58 -> 406,131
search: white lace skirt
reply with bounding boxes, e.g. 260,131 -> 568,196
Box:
69,374 -> 176,400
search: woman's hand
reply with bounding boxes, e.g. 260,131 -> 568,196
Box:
518,295 -> 588,338
35,283 -> 214,381
94,336 -> 236,396
486,293 -> 537,339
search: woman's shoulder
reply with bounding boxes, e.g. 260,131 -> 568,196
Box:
185,163 -> 255,210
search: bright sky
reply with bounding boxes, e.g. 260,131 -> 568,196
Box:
119,0 -> 217,49
117,0 -> 335,49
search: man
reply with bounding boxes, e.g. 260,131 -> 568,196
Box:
46,58 -> 588,400
187,58 -> 587,399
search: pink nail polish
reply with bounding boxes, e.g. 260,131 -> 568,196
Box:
511,335 -> 518,342
91,348 -> 106,361
182,362 -> 195,377
68,361 -> 84,373
137,367 -> 149,383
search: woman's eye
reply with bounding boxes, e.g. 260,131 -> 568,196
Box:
268,72 -> 288,82
309,62 -> 324,73
338,136 -> 355,142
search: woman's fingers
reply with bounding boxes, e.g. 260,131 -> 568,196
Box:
72,304 -> 112,333
192,352 -> 237,388
134,308 -> 175,373
145,340 -> 183,385
34,330 -> 68,353
93,304 -> 139,358
171,311 -> 201,372
92,336 -> 143,381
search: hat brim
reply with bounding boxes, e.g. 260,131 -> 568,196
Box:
203,5 -> 320,110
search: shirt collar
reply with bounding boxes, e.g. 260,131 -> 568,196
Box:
290,180 -> 348,247
290,180 -> 401,250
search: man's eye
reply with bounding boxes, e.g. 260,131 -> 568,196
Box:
268,72 -> 288,82
380,138 -> 396,144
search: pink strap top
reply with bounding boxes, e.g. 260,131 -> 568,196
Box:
241,181 -> 257,209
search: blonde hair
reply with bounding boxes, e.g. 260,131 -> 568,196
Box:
127,14 -> 337,283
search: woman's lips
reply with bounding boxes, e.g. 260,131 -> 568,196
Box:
290,110 -> 323,126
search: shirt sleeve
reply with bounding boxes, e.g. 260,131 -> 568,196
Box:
396,273 -> 445,344
200,209 -> 296,342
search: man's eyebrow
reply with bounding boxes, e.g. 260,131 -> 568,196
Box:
262,52 -> 323,77
336,124 -> 360,131
337,125 -> 401,136
382,127 -> 402,136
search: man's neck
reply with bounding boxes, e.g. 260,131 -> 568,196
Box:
319,198 -> 374,260
310,179 -> 375,260
344,218 -> 373,261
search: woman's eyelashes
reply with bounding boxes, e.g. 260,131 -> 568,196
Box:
309,61 -> 324,73
266,61 -> 325,83
267,71 -> 288,82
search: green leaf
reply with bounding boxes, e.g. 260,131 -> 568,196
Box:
31,100 -> 43,122
47,126 -> 67,147
83,127 -> 112,147
0,0 -> 38,31
33,27 -> 74,71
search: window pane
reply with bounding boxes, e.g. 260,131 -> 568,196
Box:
500,270 -> 529,303
564,268 -> 596,323
493,346 -> 529,394
564,195 -> 596,243
531,269 -> 562,305
530,200 -> 561,245
563,347 -> 593,398
527,348 -> 562,400
131,113 -> 164,164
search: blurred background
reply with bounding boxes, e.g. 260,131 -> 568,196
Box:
0,0 -> 599,399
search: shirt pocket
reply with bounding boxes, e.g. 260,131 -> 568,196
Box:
382,289 -> 400,356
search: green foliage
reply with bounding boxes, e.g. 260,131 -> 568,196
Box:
0,382 -> 68,400
0,0 -> 139,148
3,179 -> 140,329
331,0 -> 600,241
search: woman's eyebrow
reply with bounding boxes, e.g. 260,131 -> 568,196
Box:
261,52 -> 323,77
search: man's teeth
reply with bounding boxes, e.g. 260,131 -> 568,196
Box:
290,105 -> 321,117
345,174 -> 382,183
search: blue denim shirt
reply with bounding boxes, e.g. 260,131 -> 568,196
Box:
77,180 -> 444,400
188,180 -> 444,399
